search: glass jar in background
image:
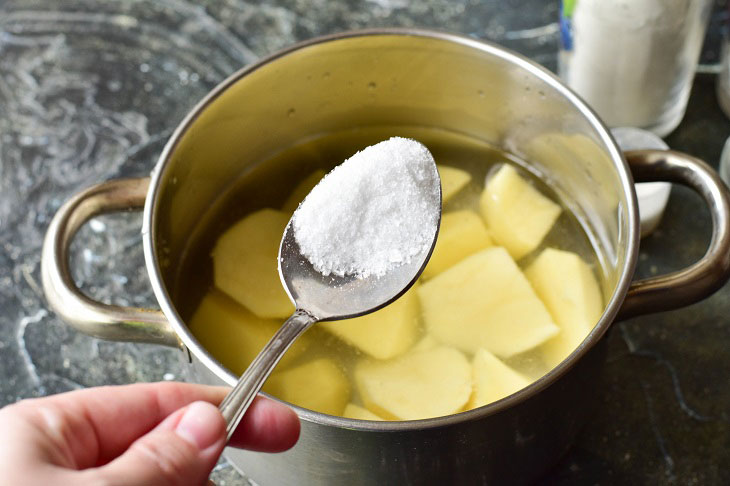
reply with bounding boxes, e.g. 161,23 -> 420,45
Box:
559,0 -> 712,137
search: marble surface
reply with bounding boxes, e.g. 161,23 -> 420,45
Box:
1,0 -> 728,484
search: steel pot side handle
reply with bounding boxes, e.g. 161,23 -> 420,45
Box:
618,149 -> 730,320
41,177 -> 181,348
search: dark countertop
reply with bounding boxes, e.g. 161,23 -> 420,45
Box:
1,1 -> 728,484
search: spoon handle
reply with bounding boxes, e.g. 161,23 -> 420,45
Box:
219,308 -> 318,441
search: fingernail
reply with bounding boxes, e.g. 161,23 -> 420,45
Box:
175,401 -> 223,449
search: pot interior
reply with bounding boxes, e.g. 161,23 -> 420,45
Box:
148,31 -> 637,401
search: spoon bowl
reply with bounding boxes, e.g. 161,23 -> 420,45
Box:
218,154 -> 441,440
278,219 -> 439,320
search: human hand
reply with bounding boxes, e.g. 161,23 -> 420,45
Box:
0,381 -> 300,486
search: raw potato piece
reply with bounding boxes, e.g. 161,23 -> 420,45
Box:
422,210 -> 492,279
479,164 -> 561,259
411,334 -> 440,352
282,169 -> 326,214
468,348 -> 531,409
418,247 -> 559,358
320,284 -> 420,360
355,345 -> 472,420
525,248 -> 603,368
264,358 -> 349,416
188,291 -> 307,375
343,403 -> 384,421
212,208 -> 295,319
438,165 -> 472,203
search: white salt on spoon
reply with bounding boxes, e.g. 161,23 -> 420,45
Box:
219,137 -> 442,439
293,137 -> 440,278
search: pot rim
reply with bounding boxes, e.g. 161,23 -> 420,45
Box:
142,27 -> 639,431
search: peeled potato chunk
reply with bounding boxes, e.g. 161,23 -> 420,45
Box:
411,334 -> 440,352
438,165 -> 472,203
468,348 -> 531,409
422,210 -> 492,279
479,164 -> 561,259
320,284 -> 420,360
343,403 -> 384,421
418,247 -> 559,358
188,291 -> 307,375
525,248 -> 603,368
282,169 -> 326,214
212,208 -> 294,319
264,358 -> 349,416
355,345 -> 472,420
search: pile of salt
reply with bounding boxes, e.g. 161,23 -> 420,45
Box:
292,137 -> 440,278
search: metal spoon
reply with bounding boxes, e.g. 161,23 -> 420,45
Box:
218,165 -> 442,441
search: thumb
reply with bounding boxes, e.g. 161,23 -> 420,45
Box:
94,401 -> 226,486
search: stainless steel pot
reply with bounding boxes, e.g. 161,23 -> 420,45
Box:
41,29 -> 730,485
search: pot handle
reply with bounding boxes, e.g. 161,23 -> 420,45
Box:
617,149 -> 730,320
41,177 -> 181,347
